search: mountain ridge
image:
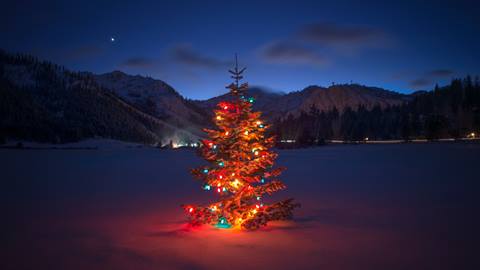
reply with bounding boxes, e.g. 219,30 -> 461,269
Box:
1,50 -> 428,144
0,50 -> 202,144
194,83 -> 410,120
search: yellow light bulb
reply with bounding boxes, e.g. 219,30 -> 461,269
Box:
216,115 -> 222,120
254,151 -> 259,155
256,121 -> 261,125
244,130 -> 249,135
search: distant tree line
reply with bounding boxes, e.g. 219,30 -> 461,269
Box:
272,76 -> 480,147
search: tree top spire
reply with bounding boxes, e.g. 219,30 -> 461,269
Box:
229,53 -> 246,88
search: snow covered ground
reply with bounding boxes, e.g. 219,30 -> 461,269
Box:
2,143 -> 478,270
2,139 -> 147,149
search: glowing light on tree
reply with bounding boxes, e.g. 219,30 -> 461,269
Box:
183,56 -> 299,230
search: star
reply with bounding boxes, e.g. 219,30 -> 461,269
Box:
110,37 -> 115,42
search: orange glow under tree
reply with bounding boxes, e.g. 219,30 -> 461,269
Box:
183,58 -> 299,230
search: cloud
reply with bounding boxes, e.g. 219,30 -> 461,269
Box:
409,78 -> 432,88
297,23 -> 389,48
170,44 -> 231,69
260,41 -> 326,65
257,22 -> 391,66
409,69 -> 455,88
427,69 -> 454,77
66,45 -> 103,59
121,57 -> 157,68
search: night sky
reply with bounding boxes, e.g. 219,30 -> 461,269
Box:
1,0 -> 479,99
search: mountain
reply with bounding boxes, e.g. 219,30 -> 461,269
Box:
7,50 -> 468,146
276,84 -> 409,115
94,71 -> 209,132
274,76 -> 480,144
194,87 -> 284,118
0,51 -> 202,144
195,84 -> 410,120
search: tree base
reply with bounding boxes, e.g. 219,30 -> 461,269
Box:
185,198 -> 300,231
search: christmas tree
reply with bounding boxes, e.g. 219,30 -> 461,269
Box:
184,56 -> 299,230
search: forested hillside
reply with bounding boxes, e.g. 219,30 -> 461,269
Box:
273,77 -> 480,145
0,51 -> 199,144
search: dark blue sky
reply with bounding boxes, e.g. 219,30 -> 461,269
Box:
1,0 -> 479,99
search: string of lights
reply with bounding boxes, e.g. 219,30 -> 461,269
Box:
183,57 -> 299,230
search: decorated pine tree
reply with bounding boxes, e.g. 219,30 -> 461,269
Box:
184,56 -> 299,230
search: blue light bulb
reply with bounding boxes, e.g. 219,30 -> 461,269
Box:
216,217 -> 231,229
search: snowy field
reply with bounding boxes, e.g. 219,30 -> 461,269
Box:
2,142 -> 478,270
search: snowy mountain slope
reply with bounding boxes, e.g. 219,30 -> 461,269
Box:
94,71 -> 208,137
194,87 -> 284,118
0,51 -> 201,144
277,84 -> 409,115
195,84 -> 410,120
